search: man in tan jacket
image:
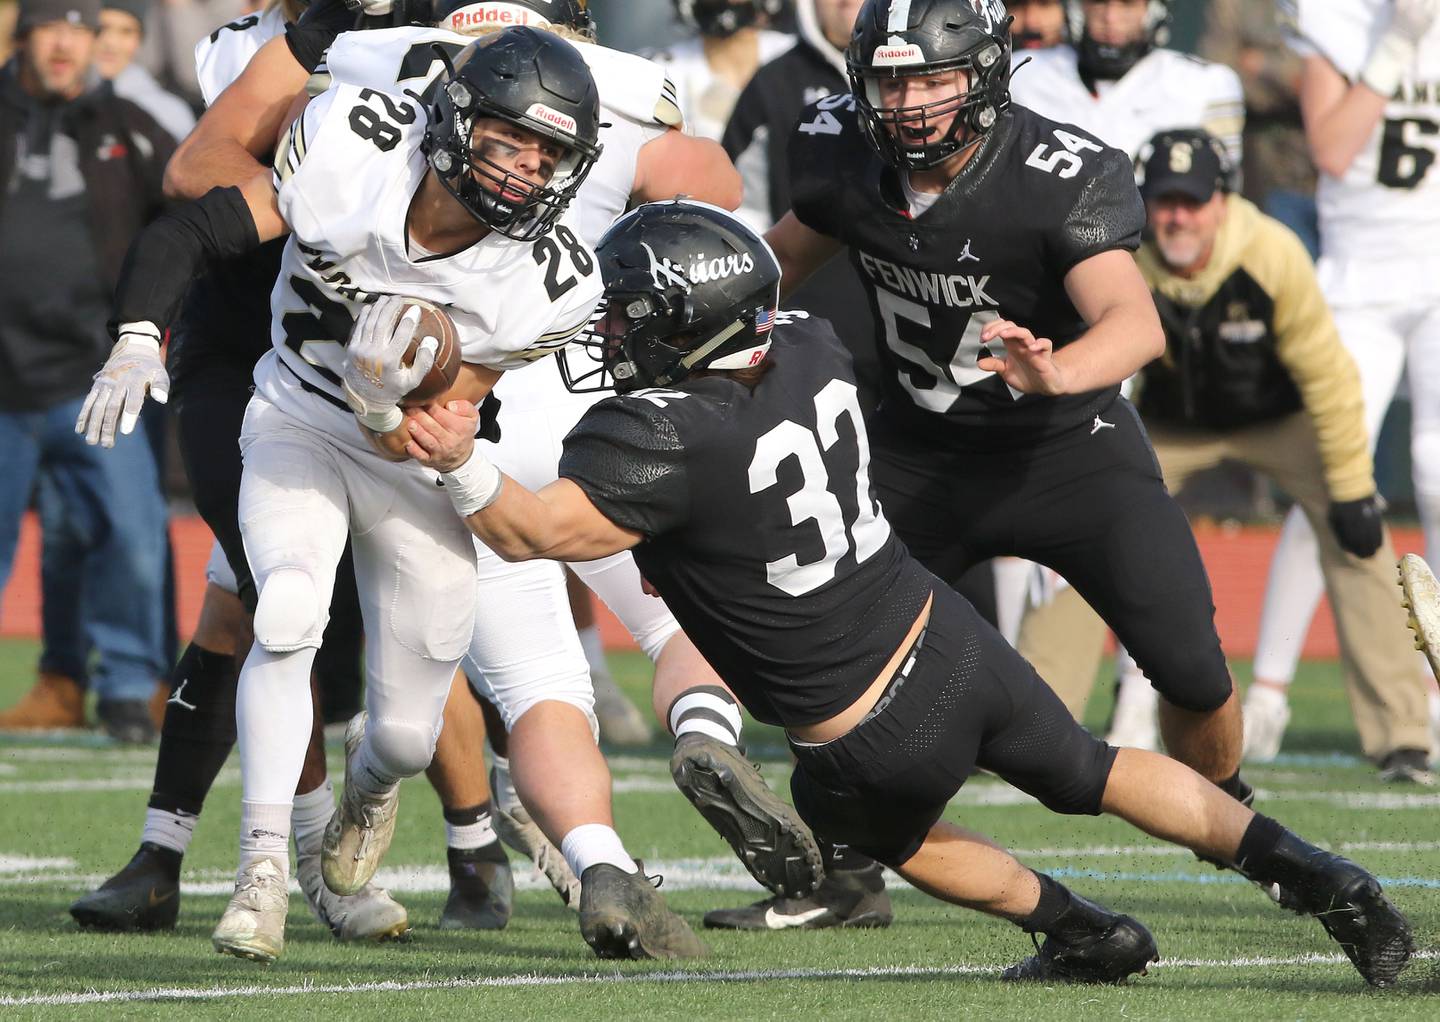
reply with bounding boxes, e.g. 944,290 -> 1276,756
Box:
1018,128 -> 1433,783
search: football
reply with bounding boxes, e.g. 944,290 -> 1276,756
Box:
398,297 -> 462,406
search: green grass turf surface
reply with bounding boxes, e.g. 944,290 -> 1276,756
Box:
2,638 -> 1438,1019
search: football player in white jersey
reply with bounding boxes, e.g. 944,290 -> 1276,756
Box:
1238,0 -> 1440,777
78,28 -> 704,964
650,0 -> 796,141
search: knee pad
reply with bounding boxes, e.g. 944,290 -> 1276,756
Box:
1411,427 -> 1440,498
252,567 -> 325,653
367,715 -> 441,779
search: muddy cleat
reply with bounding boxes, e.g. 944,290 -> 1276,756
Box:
579,862 -> 708,960
494,802 -> 581,910
670,733 -> 822,898
439,844 -> 514,930
297,847 -> 410,942
704,862 -> 892,930
69,843 -> 182,931
1377,747 -> 1437,786
1003,891 -> 1159,984
322,713 -> 398,897
0,672 -> 84,730
1400,553 -> 1440,679
212,858 -> 289,963
1241,684 -> 1291,763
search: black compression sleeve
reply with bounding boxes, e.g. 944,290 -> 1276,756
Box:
110,185 -> 262,339
285,0 -> 353,73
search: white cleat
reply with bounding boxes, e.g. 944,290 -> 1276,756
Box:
212,858 -> 288,963
494,803 -> 582,910
1105,676 -> 1160,750
298,847 -> 411,942
1399,553 -> 1440,681
322,713 -> 399,897
592,671 -> 653,747
1241,684 -> 1292,763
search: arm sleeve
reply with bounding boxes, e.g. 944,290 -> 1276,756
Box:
1053,146 -> 1145,272
560,398 -> 691,538
1202,64 -> 1247,172
284,0 -> 353,74
1266,224 -> 1376,501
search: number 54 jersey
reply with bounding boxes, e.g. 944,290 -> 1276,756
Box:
1285,0 -> 1440,303
788,97 -> 1144,448
259,81 -> 603,447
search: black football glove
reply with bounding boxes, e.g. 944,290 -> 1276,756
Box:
1328,494 -> 1385,559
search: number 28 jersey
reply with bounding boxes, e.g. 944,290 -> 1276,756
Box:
260,82 -> 602,447
788,98 -> 1144,447
1286,0 -> 1440,300
560,315 -> 933,728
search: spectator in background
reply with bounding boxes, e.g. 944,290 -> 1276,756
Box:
95,0 -> 195,141
650,0 -> 794,141
0,0 -> 174,742
1199,0 -> 1317,258
1010,0 -> 1065,50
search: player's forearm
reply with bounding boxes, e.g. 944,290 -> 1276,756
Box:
1299,55 -> 1389,178
165,136 -> 273,200
1052,304 -> 1165,394
766,212 -> 842,299
635,133 -> 742,210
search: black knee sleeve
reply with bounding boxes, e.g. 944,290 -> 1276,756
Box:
314,543 -> 364,724
148,643 -> 238,817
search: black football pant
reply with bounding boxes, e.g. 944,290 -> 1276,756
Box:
868,397 -> 1231,714
789,581 -> 1117,866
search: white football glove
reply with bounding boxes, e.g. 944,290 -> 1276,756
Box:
342,295 -> 438,433
345,0 -> 394,15
1363,0 -> 1440,96
75,322 -> 169,449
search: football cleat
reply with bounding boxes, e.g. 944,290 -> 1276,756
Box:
1399,553 -> 1440,679
1105,677 -> 1160,751
322,713 -> 399,896
1376,748 -> 1437,786
670,733 -> 823,898
703,862 -> 892,930
493,801 -> 582,910
1002,891 -> 1159,985
439,844 -> 514,930
212,858 -> 289,963
578,862 -> 708,960
297,846 -> 411,942
69,842 -> 182,932
1241,684 -> 1291,763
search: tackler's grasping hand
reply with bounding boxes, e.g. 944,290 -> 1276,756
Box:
977,319 -> 1067,396
342,295 -> 438,433
75,322 -> 170,449
406,400 -> 481,472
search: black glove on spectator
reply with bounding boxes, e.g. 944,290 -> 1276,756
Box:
1328,495 -> 1385,559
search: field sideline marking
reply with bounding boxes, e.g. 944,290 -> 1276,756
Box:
5,951 -> 1436,1007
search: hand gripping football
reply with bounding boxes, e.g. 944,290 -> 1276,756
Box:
398,298 -> 462,406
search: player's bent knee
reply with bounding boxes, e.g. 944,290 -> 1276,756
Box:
367,716 -> 441,779
252,567 -> 325,653
1135,638 -> 1230,713
510,694 -> 599,743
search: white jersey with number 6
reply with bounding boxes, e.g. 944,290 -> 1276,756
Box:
1287,0 -> 1440,304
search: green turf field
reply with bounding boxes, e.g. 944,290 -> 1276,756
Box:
1,638 -> 1438,1019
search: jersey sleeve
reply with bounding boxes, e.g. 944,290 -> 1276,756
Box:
786,96 -> 860,237
1052,145 -> 1146,272
1200,62 -> 1246,171
273,84 -> 383,246
559,396 -> 691,538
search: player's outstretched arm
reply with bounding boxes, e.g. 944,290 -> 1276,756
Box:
405,401 -> 642,562
76,169 -> 288,448
634,129 -> 742,211
765,212 -> 842,299
165,35 -> 311,199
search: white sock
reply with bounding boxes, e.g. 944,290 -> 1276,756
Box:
236,646 -> 317,804
444,804 -> 498,851
351,737 -> 400,803
290,779 -> 334,858
559,823 -> 636,878
239,800 -> 292,878
577,624 -> 615,686
490,753 -> 521,813
141,807 -> 197,856
669,686 -> 743,747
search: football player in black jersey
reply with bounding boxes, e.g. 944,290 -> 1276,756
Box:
756,0 -> 1255,915
401,198 -> 1413,986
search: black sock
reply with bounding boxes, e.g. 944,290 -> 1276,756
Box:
444,800 -> 501,853
822,842 -> 879,875
1234,813 -> 1287,874
1218,770 -> 1252,803
1017,872 -> 1072,933
147,644 -> 238,817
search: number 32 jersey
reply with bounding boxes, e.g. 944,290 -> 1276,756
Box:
788,99 -> 1144,447
1286,0 -> 1440,300
260,82 -> 602,446
560,315 -> 933,729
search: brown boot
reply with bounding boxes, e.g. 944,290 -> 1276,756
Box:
0,672 -> 85,729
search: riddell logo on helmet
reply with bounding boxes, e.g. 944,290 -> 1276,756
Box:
444,3 -> 546,31
526,103 -> 578,134
873,42 -> 924,66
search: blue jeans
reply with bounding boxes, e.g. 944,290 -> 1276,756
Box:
1263,189 -> 1320,261
0,396 -> 168,701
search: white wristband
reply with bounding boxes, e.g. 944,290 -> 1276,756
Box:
356,405 -> 403,434
1361,30 -> 1415,98
116,322 -> 163,353
440,444 -> 502,517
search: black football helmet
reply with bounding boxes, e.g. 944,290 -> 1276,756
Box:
560,200 -> 781,394
847,0 -> 1013,171
673,0 -> 784,38
1066,0 -> 1170,81
432,0 -> 595,37
422,26 -> 602,241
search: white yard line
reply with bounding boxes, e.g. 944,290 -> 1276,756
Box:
5,952 -> 1435,1008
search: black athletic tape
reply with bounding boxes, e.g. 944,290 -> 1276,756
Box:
664,684 -> 738,726
442,800 -> 495,827
1234,813 -> 1286,874
1018,871 -> 1073,933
